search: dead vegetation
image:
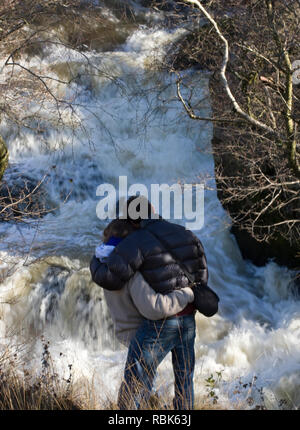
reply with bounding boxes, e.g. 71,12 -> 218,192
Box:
159,0 -> 300,269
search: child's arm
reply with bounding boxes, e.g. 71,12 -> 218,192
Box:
90,232 -> 143,291
128,273 -> 194,320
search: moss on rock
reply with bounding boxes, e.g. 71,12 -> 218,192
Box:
0,136 -> 8,182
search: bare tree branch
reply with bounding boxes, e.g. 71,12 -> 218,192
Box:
183,0 -> 278,135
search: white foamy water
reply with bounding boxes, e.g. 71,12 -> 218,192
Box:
0,3 -> 299,409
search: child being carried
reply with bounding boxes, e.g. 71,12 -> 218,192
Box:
94,218 -> 194,346
95,219 -> 134,262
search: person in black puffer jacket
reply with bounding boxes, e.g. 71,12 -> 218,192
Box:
89,196 -> 209,410
90,214 -> 208,295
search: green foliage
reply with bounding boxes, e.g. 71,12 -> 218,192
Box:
205,371 -> 224,405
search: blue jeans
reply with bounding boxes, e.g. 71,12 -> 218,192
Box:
118,314 -> 196,410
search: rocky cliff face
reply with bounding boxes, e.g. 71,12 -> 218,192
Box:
165,9 -> 300,271
210,99 -> 299,270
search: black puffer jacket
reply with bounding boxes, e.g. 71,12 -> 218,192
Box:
90,218 -> 208,294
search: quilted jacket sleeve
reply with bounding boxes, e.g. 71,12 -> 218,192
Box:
128,273 -> 194,320
90,233 -> 144,291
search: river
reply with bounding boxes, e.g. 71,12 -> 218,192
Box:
0,1 -> 299,409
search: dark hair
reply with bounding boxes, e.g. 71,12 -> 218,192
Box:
126,195 -> 153,224
102,219 -> 135,243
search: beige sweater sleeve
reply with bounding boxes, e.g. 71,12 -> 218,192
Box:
128,272 -> 194,320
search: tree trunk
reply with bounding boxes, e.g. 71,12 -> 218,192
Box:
0,135 -> 8,181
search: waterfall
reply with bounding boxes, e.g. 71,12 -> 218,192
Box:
0,1 -> 299,409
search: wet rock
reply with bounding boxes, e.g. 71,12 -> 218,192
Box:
56,19 -> 137,53
231,226 -> 299,269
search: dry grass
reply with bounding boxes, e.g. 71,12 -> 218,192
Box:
0,331 -> 283,411
0,338 -> 227,411
1,340 -> 289,410
0,341 -> 82,410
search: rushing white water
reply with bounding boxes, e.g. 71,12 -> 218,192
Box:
0,2 -> 299,409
